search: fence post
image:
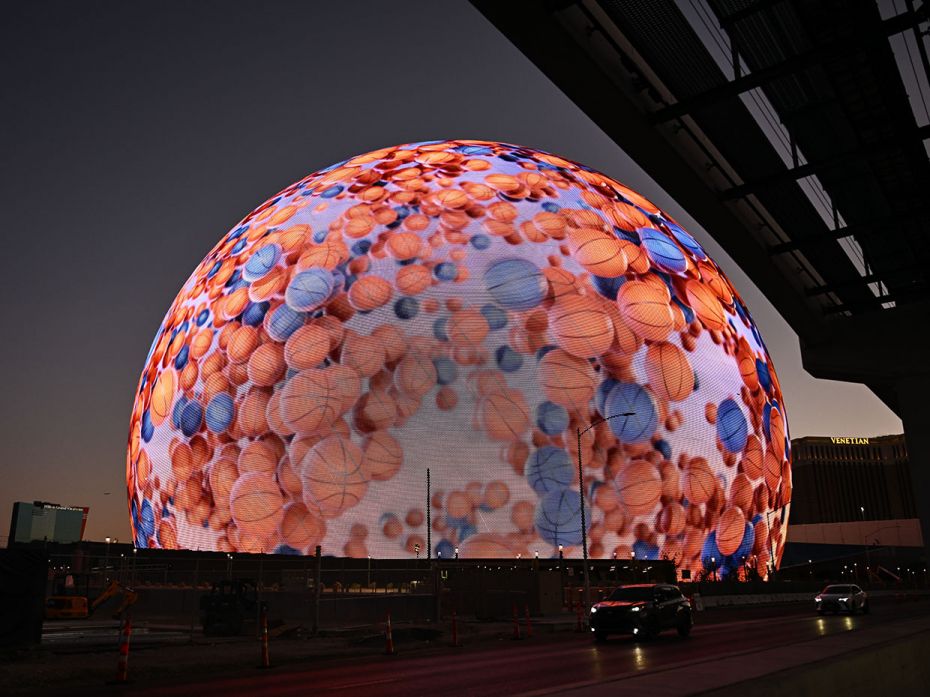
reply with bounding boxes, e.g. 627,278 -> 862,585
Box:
258,602 -> 270,669
313,545 -> 322,636
189,558 -> 199,642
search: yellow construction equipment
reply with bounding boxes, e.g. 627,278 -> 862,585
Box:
45,580 -> 138,620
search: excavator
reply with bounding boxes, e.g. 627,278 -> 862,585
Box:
45,579 -> 138,620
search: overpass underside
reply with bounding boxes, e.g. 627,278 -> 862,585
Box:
472,0 -> 930,557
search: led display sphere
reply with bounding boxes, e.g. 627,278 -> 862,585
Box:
127,139 -> 791,577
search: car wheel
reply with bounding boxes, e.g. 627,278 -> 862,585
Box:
594,631 -> 608,643
816,608 -> 824,616
862,601 -> 870,615
677,620 -> 692,638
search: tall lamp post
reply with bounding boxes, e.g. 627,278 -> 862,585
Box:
577,411 -> 635,627
860,506 -> 871,583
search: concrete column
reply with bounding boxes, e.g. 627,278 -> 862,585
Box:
897,375 -> 930,564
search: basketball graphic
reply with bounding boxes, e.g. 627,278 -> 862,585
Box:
128,140 -> 789,575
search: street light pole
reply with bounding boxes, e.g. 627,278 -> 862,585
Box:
577,411 -> 634,627
860,506 -> 871,584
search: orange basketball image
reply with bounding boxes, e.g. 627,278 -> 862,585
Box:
716,506 -> 746,557
447,308 -> 489,347
644,342 -> 694,402
548,294 -> 614,358
227,326 -> 260,364
615,460 -> 661,516
247,342 -> 286,387
284,324 -> 331,370
538,348 -> 596,409
348,275 -> 393,311
280,368 -> 341,434
484,480 -> 510,510
149,369 -> 175,427
280,502 -> 326,551
482,390 -> 530,441
238,439 -> 277,475
567,227 -> 628,277
386,231 -> 423,260
230,472 -> 285,537
394,352 -> 437,399
362,430 -> 403,481
685,280 -> 726,332
617,281 -> 675,342
683,459 -> 716,505
741,435 -> 764,479
301,434 -> 368,517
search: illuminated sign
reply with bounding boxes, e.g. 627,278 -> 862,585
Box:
830,437 -> 870,445
126,139 -> 791,577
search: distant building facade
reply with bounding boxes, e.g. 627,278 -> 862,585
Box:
785,435 -> 923,563
790,435 -> 915,524
7,501 -> 88,546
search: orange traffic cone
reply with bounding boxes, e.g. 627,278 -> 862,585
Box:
385,612 -> 396,655
110,612 -> 132,684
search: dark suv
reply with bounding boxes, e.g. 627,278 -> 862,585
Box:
589,584 -> 693,642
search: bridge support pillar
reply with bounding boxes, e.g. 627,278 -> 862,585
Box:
897,376 -> 930,566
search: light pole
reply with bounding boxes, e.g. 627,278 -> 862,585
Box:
577,411 -> 635,626
860,506 -> 871,584
105,537 -> 111,582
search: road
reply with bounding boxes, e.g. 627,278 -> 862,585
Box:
128,599 -> 930,697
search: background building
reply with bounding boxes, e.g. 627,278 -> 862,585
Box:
784,435 -> 923,568
7,501 -> 88,547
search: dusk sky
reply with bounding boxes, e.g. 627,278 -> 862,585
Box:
1,0 -> 902,544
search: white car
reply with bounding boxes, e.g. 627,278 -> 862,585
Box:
815,584 -> 869,615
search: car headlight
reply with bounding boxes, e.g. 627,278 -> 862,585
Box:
840,597 -> 849,603
815,596 -> 822,602
630,605 -> 641,612
590,606 -> 597,613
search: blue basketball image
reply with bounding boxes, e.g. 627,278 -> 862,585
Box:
535,489 -> 587,547
243,243 -> 281,281
665,222 -> 707,260
536,401 -> 569,435
179,400 -> 203,438
526,446 -> 573,496
717,398 -> 748,453
484,258 -> 547,310
639,227 -> 687,274
285,269 -> 334,312
265,303 -> 305,341
604,383 -> 658,444
205,393 -> 234,433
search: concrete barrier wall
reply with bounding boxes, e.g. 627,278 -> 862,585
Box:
128,588 -> 437,628
705,629 -> 930,696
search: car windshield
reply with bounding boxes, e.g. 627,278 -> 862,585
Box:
823,585 -> 855,594
608,587 -> 655,602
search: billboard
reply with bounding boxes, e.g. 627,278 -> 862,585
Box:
127,139 -> 790,578
9,502 -> 87,545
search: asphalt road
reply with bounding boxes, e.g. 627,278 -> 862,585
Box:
128,598 -> 930,697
